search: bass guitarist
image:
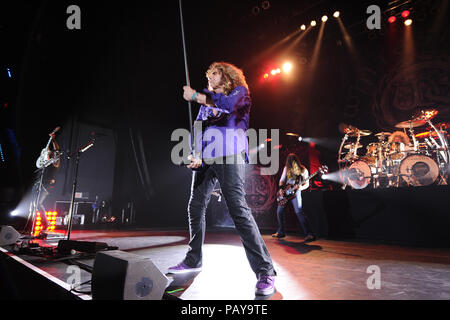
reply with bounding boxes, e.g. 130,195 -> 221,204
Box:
272,153 -> 316,242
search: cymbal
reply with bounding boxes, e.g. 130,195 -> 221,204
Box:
395,120 -> 427,129
340,123 -> 358,134
286,132 -> 300,137
344,143 -> 363,149
413,109 -> 439,121
347,130 -> 372,137
375,132 -> 391,137
359,130 -> 372,136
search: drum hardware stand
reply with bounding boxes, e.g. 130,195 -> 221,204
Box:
423,116 -> 449,185
354,132 -> 361,159
338,134 -> 349,190
409,121 -> 419,153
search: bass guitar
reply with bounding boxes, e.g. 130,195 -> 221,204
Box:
276,165 -> 328,207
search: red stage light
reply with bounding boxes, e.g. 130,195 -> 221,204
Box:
33,211 -> 59,235
263,73 -> 269,79
388,16 -> 397,23
401,10 -> 410,18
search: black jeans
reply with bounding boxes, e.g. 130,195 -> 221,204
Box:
183,155 -> 276,279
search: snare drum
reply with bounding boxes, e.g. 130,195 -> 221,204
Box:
388,142 -> 406,160
399,154 -> 439,186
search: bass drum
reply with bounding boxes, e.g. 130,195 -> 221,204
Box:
399,155 -> 439,186
347,160 -> 372,189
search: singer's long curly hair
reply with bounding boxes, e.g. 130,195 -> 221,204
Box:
206,62 -> 249,95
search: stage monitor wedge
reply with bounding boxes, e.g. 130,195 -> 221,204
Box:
0,226 -> 20,246
92,250 -> 169,300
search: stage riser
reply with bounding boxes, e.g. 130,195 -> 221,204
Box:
0,250 -> 83,300
302,186 -> 450,247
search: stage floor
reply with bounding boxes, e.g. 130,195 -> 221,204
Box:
2,228 -> 450,300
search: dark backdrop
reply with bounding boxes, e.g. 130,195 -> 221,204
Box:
0,0 -> 449,229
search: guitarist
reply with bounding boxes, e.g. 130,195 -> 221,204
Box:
33,130 -> 61,233
272,153 -> 316,242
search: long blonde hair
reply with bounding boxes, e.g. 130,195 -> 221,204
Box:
206,62 -> 249,95
285,153 -> 306,180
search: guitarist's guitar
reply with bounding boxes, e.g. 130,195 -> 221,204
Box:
276,165 -> 328,207
36,127 -> 61,169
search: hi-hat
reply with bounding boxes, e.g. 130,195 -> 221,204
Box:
395,120 -> 427,129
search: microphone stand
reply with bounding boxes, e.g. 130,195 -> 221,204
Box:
179,0 -> 196,158
65,138 -> 95,240
57,136 -> 115,255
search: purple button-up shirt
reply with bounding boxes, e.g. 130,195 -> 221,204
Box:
194,86 -> 251,162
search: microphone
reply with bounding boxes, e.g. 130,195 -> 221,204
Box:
81,143 -> 94,153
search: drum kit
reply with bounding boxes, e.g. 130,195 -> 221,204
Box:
338,109 -> 449,190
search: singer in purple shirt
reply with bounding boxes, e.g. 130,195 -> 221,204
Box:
169,62 -> 276,296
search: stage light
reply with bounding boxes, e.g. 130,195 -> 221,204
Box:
404,19 -> 413,26
263,73 -> 269,79
10,210 -> 19,217
276,68 -> 281,74
333,11 -> 340,18
300,24 -> 306,31
298,137 -> 303,142
271,69 -> 277,76
282,62 -> 292,73
388,16 -> 397,24
322,15 -> 328,22
402,10 -> 410,18
311,20 -> 317,27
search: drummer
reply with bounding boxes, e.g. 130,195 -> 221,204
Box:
388,131 -> 413,153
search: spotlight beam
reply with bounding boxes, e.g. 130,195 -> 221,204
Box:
310,21 -> 326,70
